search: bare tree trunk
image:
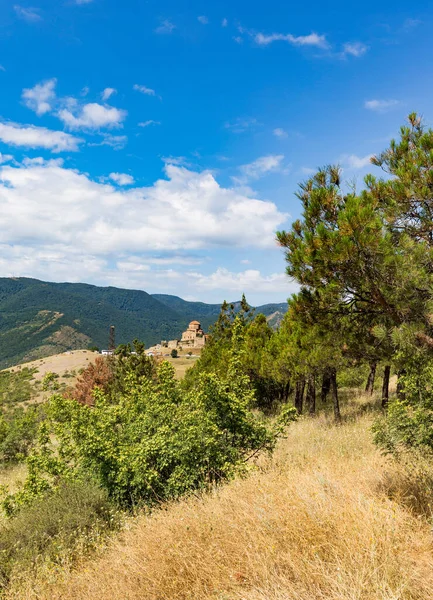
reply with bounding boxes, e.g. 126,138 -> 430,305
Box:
321,371 -> 331,403
365,362 -> 377,395
397,370 -> 406,401
306,374 -> 316,415
382,365 -> 391,409
294,379 -> 305,414
330,368 -> 341,423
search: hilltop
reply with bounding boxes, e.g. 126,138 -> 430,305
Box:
0,278 -> 287,369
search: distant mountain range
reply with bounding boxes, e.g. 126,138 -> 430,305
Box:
0,278 -> 287,369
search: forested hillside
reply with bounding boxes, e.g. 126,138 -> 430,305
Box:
0,278 -> 286,369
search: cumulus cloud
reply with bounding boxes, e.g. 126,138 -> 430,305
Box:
109,172 -> 134,185
187,267 -> 292,294
58,101 -> 127,130
365,99 -> 400,112
234,154 -> 285,184
155,19 -> 175,34
198,15 -> 209,24
341,154 -> 373,169
101,87 -> 116,101
22,78 -> 57,116
273,128 -> 287,138
14,5 -> 41,22
342,42 -> 368,57
254,31 -> 329,49
0,122 -> 83,152
0,160 -> 287,255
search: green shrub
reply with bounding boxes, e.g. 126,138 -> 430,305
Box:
6,319 -> 296,512
0,407 -> 40,464
0,479 -> 118,589
170,348 -> 178,358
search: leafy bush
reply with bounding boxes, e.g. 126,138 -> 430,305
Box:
0,407 -> 41,464
0,368 -> 36,408
170,348 -> 178,358
0,479 -> 118,590
5,320 -> 295,512
373,359 -> 433,455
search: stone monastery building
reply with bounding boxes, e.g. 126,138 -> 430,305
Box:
180,320 -> 207,347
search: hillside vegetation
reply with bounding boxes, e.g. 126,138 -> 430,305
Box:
0,278 -> 286,369
8,397 -> 433,600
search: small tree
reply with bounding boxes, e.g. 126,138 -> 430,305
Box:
171,349 -> 178,359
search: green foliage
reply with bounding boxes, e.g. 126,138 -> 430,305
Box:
0,407 -> 41,465
170,348 -> 178,358
4,324 -> 295,512
185,300 -> 291,410
0,368 -> 36,408
42,371 -> 60,392
0,479 -> 118,590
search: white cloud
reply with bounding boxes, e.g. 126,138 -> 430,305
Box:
22,78 -> 57,116
233,36 -> 243,44
222,18 -> 228,27
198,15 -> 209,24
300,167 -> 316,176
14,5 -> 41,22
58,102 -> 127,130
365,99 -> 400,112
0,122 -> 83,152
155,19 -> 175,34
188,267 -> 292,295
101,87 -> 116,101
341,154 -> 373,169
273,128 -> 287,138
133,84 -> 156,96
0,153 -> 13,164
234,154 -> 285,184
109,172 -> 134,186
138,120 -> 161,128
0,160 -> 287,256
88,133 -> 127,150
254,31 -> 329,49
342,42 -> 368,57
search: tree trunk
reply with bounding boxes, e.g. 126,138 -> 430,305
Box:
365,362 -> 377,395
294,379 -> 305,414
397,370 -> 406,401
306,374 -> 316,415
382,365 -> 391,408
330,368 -> 341,423
321,372 -> 331,403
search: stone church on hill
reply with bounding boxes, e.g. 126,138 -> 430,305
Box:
180,320 -> 207,347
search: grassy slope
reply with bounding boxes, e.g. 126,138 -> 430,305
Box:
13,396 -> 433,600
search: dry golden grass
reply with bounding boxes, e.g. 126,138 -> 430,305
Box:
9,397 -> 433,600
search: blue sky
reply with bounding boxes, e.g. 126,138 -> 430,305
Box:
0,0 -> 431,304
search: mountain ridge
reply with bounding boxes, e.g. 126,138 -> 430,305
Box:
0,277 -> 287,369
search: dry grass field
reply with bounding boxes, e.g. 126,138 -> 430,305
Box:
10,395 -> 433,600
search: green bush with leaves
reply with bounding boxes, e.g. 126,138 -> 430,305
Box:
4,319 -> 295,513
0,407 -> 41,465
